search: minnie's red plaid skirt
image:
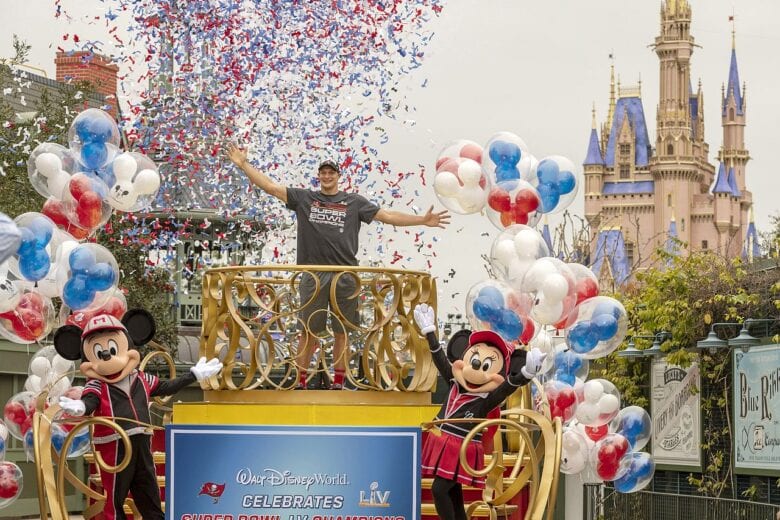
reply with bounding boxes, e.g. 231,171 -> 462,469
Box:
421,430 -> 485,488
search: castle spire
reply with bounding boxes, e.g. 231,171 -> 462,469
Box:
723,28 -> 744,115
584,102 -> 605,166
607,58 -> 616,130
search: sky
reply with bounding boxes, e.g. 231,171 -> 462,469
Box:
1,0 -> 778,319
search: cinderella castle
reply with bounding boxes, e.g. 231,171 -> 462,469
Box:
583,0 -> 760,285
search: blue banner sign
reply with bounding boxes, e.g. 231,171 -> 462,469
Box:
734,344 -> 780,472
166,425 -> 421,520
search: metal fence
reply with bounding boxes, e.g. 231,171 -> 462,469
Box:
600,490 -> 779,520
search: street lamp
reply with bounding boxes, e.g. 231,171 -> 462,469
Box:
697,319 -> 777,354
618,331 -> 672,359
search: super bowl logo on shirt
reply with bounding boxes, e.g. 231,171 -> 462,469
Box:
308,201 -> 347,232
358,481 -> 390,508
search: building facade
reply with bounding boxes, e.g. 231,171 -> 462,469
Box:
584,0 -> 758,284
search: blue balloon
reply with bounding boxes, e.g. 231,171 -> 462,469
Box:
495,165 -> 520,182
17,228 -> 37,255
28,216 -> 53,247
614,474 -> 638,493
81,141 -> 108,170
493,309 -> 523,341
63,275 -> 95,310
632,456 -> 654,480
86,263 -> 115,292
70,246 -> 97,272
554,369 -> 575,386
537,183 -> 560,213
0,212 -> 21,265
478,286 -> 504,307
536,159 -> 559,184
592,301 -> 621,320
95,164 -> 116,188
620,413 -> 649,448
489,140 -> 521,167
68,430 -> 91,457
568,321 -> 600,353
20,248 -> 51,281
76,112 -> 114,144
592,314 -> 619,341
473,296 -> 501,323
558,170 -> 576,195
51,430 -> 66,454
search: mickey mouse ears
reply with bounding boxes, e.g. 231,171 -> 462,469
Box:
53,308 -> 157,361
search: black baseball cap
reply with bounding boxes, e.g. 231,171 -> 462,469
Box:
318,160 -> 340,173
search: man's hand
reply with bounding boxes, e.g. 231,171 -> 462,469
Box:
225,143 -> 248,169
422,206 -> 451,229
414,304 -> 437,335
59,396 -> 86,416
191,357 -> 224,382
521,348 -> 547,380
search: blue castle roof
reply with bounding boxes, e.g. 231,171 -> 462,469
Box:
712,162 -> 732,194
727,167 -> 741,197
584,127 -> 604,165
742,221 -> 761,260
723,48 -> 744,116
591,229 -> 629,286
604,97 -> 652,167
541,222 -> 554,254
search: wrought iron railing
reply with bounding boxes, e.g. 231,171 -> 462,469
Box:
198,265 -> 438,391
600,489 -> 778,520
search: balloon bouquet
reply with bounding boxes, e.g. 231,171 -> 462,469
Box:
431,131 -> 655,494
0,109 -> 161,509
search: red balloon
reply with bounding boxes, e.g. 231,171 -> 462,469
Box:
436,158 -> 460,176
0,476 -> 19,500
488,188 -> 511,212
548,386 -> 578,422
18,292 -> 44,312
511,204 -> 529,225
460,143 -> 482,164
69,173 -> 92,200
3,401 -> 26,427
585,424 -> 609,442
514,189 -> 539,214
13,308 -> 44,342
499,211 -> 513,228
76,191 -> 104,229
42,198 -> 89,239
595,435 -> 630,480
519,317 -> 535,345
576,278 -> 600,305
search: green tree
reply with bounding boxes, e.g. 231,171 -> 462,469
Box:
592,247 -> 779,499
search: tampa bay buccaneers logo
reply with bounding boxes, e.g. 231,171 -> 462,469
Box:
199,482 -> 226,503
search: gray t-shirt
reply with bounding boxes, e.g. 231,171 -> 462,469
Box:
286,188 -> 380,266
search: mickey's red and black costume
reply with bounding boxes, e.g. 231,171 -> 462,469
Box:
55,310 -> 222,520
413,304 -> 545,520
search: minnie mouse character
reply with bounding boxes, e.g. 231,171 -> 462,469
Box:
413,304 -> 545,520
54,309 -> 222,520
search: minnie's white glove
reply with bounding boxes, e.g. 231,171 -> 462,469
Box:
190,357 -> 223,382
413,304 -> 436,335
521,348 -> 547,379
59,396 -> 86,416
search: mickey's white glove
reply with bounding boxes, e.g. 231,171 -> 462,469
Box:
59,396 -> 86,416
190,357 -> 223,382
413,304 -> 436,335
521,348 -> 547,379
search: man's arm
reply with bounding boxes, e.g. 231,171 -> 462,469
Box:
374,205 -> 450,228
225,143 -> 288,203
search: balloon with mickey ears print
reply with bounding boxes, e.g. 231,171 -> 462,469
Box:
107,152 -> 161,212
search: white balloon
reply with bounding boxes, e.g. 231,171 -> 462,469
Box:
35,153 -> 62,178
457,160 -> 482,187
49,377 -> 71,400
561,428 -> 588,474
112,153 -> 137,180
598,394 -> 620,416
25,375 -> 42,393
0,276 -> 20,313
541,273 -> 569,303
134,169 -> 161,194
584,380 -> 605,402
507,258 -> 533,283
524,258 -> 559,292
30,357 -> 52,378
52,355 -> 74,375
455,186 -> 485,213
532,300 -> 564,325
576,402 -> 600,425
494,240 -> 516,266
514,229 -> 541,257
48,170 -> 71,200
0,422 -> 8,441
434,171 -> 460,197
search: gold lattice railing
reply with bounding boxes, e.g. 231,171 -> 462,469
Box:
198,265 -> 438,391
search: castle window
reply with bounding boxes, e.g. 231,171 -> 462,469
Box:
702,240 -> 708,250
681,218 -> 685,232
667,143 -> 674,155
619,144 -> 631,157
667,194 -> 672,207
619,164 -> 630,179
729,108 -> 735,121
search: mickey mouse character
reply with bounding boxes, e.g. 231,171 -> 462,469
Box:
54,309 -> 222,520
413,304 -> 545,520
